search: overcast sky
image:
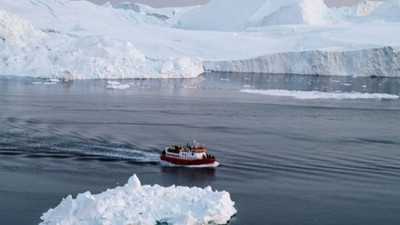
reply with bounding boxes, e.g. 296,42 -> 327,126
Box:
87,0 -> 385,8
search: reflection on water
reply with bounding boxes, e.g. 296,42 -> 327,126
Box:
161,166 -> 216,187
2,73 -> 399,96
106,72 -> 400,95
203,72 -> 400,94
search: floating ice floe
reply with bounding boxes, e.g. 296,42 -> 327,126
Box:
40,174 -> 236,225
105,81 -> 130,89
32,78 -> 61,85
44,78 -> 61,84
240,89 -> 400,99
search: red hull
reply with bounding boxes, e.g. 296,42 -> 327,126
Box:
160,155 -> 216,165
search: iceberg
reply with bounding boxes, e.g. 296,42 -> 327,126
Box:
369,0 -> 400,22
254,0 -> 336,26
114,2 -> 172,21
0,0 -> 168,31
351,0 -> 384,16
40,174 -> 237,225
1,0 -> 400,78
240,89 -> 400,99
0,8 -> 203,79
175,0 -> 400,77
176,0 -> 340,31
333,0 -> 384,18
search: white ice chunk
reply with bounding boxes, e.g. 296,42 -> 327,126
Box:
40,174 -> 236,225
48,78 -> 61,83
105,81 -> 130,89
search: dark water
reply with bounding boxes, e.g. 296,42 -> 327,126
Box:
1,73 -> 400,225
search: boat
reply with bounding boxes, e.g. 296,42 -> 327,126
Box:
160,140 -> 216,165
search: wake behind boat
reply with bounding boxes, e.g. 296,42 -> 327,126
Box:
160,141 -> 218,166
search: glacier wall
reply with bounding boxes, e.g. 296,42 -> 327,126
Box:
204,46 -> 400,77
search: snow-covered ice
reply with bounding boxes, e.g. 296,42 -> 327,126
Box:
0,4 -> 204,80
40,174 -> 236,225
176,0 -> 339,31
240,89 -> 400,99
1,0 -> 400,78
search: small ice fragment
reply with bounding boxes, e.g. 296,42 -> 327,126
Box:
49,78 -> 61,83
41,78 -> 61,84
105,81 -> 130,89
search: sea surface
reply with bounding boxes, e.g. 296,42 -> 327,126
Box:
1,73 -> 400,225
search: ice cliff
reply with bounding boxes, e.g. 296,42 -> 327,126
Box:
204,46 -> 400,77
40,174 -> 237,225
